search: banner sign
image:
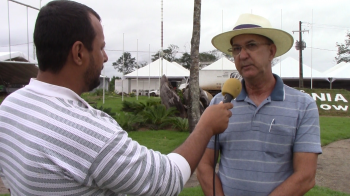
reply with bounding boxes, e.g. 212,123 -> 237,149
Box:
301,90 -> 348,112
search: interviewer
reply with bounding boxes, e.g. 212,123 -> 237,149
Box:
0,1 -> 233,195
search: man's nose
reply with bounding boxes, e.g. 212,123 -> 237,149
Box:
238,47 -> 249,59
103,50 -> 108,62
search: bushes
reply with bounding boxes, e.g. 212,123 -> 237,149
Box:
115,112 -> 144,132
171,117 -> 189,132
91,104 -> 116,117
121,100 -> 145,114
92,89 -> 104,96
88,98 -> 189,132
141,105 -> 178,130
118,99 -> 190,132
121,100 -> 161,114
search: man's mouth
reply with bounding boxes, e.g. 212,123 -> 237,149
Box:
241,64 -> 252,69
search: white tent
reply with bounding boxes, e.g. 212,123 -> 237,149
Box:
272,57 -> 324,79
201,56 -> 236,71
199,57 -> 238,91
119,59 -> 189,94
125,58 -> 189,79
323,62 -> 350,79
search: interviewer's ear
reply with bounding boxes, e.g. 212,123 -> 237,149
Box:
71,41 -> 85,66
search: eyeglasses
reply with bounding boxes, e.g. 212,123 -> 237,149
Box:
228,42 -> 271,57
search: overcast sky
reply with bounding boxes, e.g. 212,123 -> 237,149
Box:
1,0 -> 349,78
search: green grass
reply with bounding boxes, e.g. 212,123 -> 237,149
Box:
128,130 -> 189,154
320,116 -> 350,146
83,94 -> 160,115
306,186 -> 350,196
179,186 -> 205,196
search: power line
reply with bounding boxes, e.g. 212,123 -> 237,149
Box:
306,47 -> 337,52
0,42 -> 34,47
105,49 -> 158,53
105,49 -> 188,54
302,22 -> 350,30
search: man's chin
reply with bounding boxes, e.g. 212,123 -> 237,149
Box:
89,81 -> 101,92
241,71 -> 256,78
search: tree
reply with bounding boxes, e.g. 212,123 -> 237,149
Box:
223,52 -> 234,61
112,52 -> 136,74
188,0 -> 201,133
335,32 -> 350,64
177,52 -> 191,69
177,51 -> 218,70
139,61 -> 148,68
199,52 -> 217,63
152,44 -> 179,62
109,76 -> 121,92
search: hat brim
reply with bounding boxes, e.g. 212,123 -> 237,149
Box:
211,28 -> 294,57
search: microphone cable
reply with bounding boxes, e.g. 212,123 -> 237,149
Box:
212,77 -> 242,196
213,134 -> 219,196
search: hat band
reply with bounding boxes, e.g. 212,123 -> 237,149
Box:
233,24 -> 261,30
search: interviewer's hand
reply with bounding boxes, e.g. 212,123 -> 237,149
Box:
198,102 -> 233,136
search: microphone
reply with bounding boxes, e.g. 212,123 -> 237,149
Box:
222,78 -> 242,103
213,78 -> 242,196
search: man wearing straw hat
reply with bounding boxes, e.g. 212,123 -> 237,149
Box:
197,14 -> 322,196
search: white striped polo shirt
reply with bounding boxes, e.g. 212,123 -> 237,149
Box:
0,78 -> 190,196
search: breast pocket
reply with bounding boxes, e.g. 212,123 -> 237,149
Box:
263,123 -> 294,157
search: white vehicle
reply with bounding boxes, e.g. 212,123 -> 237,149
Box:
178,78 -> 189,90
149,89 -> 160,96
178,71 -> 241,95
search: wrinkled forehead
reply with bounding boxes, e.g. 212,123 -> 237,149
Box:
230,34 -> 272,45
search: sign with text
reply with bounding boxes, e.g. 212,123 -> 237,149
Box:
301,90 -> 349,112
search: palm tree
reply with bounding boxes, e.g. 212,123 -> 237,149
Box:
188,0 -> 201,133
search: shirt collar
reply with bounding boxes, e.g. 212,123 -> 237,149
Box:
26,78 -> 88,104
236,74 -> 285,101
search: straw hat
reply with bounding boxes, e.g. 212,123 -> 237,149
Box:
212,13 -> 293,57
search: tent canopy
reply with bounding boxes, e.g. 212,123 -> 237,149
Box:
323,61 -> 350,79
272,57 -> 324,79
125,58 -> 189,79
201,57 -> 236,71
0,51 -> 38,85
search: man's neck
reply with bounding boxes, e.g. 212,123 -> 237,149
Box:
36,70 -> 83,95
244,74 -> 276,106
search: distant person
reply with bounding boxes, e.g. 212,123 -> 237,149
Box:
0,1 -> 233,195
197,13 -> 322,196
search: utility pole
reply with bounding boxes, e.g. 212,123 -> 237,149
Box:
160,0 -> 164,97
293,21 -> 308,88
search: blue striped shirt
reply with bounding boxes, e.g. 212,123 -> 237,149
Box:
208,74 -> 322,196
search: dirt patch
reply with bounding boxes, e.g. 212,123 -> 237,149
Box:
0,178 -> 9,194
315,139 -> 350,193
1,139 -> 350,194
